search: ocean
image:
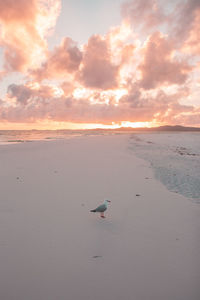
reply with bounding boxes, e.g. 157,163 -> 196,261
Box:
0,130 -> 85,145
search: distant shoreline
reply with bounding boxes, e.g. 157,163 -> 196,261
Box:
0,125 -> 200,132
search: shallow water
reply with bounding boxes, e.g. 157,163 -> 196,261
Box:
129,132 -> 200,202
0,130 -> 86,144
0,129 -> 118,145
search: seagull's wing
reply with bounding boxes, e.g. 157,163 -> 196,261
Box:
95,203 -> 107,212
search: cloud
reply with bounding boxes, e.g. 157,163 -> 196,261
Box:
6,82 -> 59,106
7,84 -> 32,104
121,0 -> 200,54
120,44 -> 135,64
61,81 -> 76,96
31,37 -> 82,81
0,0 -> 199,128
181,6 -> 200,54
0,0 -> 36,23
121,0 -> 167,33
31,22 -> 135,85
173,108 -> 200,126
0,0 -> 61,73
78,35 -> 119,90
119,84 -> 194,123
172,0 -> 200,41
1,81 -> 196,126
139,32 -> 191,89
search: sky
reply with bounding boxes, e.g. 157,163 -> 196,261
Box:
0,0 -> 200,129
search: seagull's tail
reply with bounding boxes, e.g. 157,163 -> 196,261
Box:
90,209 -> 96,212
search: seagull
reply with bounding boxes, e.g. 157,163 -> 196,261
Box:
90,200 -> 111,218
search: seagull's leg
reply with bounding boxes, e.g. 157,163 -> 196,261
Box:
101,212 -> 105,218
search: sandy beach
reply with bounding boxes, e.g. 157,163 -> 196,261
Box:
1,134 -> 200,300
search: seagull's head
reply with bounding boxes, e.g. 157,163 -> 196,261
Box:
105,199 -> 111,204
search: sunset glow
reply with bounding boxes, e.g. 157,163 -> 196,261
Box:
0,0 -> 200,129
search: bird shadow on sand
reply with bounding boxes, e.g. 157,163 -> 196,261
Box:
91,217 -> 120,235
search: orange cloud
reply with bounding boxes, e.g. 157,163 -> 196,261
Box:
0,0 -> 61,72
78,35 -> 119,90
31,37 -> 82,81
139,32 -> 191,89
1,81 -> 196,127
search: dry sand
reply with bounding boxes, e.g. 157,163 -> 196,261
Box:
0,135 -> 200,300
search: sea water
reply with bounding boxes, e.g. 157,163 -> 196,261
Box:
0,129 -> 113,145
0,130 -> 86,145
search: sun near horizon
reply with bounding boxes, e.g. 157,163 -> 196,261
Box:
0,120 -> 160,130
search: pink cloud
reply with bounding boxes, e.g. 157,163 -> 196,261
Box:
78,35 -> 119,90
31,37 -> 82,81
0,0 -> 37,23
6,83 -> 58,107
172,0 -> 200,41
121,44 -> 135,65
121,0 -> 200,56
1,82 -> 196,126
7,84 -> 32,105
61,81 -> 76,96
121,0 -> 167,33
182,8 -> 200,54
139,32 -> 191,89
173,108 -> 200,126
0,0 -> 61,72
